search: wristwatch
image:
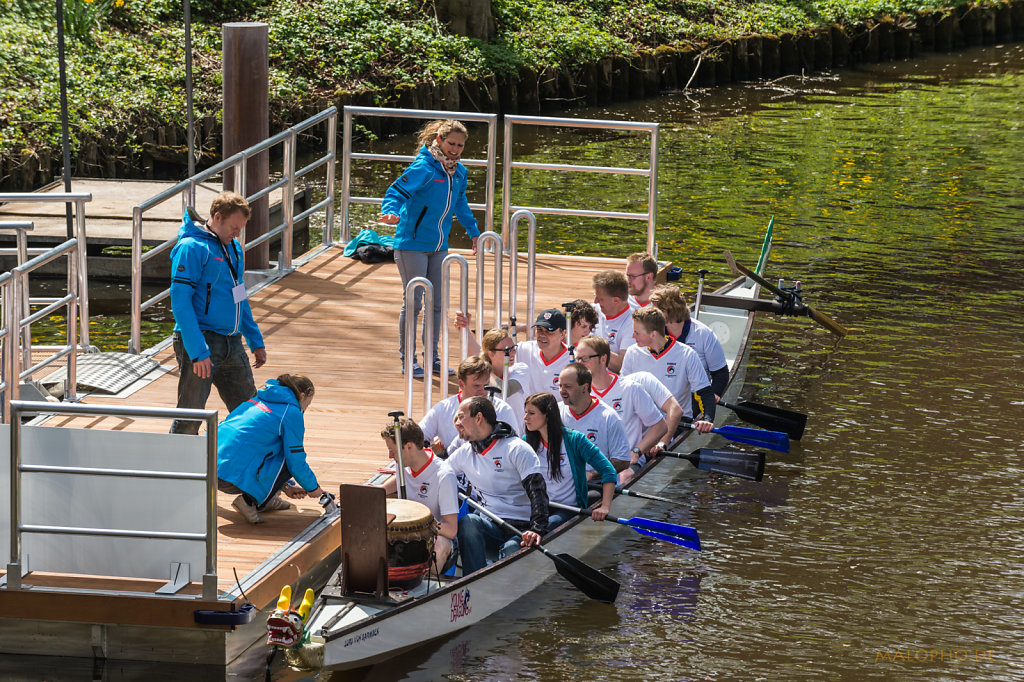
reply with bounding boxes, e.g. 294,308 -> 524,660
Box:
631,446 -> 643,462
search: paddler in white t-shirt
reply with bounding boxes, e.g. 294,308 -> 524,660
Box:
379,418 -> 459,571
592,270 -> 637,373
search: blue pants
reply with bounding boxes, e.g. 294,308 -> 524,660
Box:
547,508 -> 577,530
395,248 -> 447,363
170,330 -> 256,434
457,512 -> 525,575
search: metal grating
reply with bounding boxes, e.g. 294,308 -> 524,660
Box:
41,352 -> 165,396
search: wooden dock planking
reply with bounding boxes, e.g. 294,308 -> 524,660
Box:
24,246 -> 622,596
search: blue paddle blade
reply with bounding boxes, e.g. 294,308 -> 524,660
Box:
623,516 -> 701,545
713,425 -> 790,453
628,524 -> 702,552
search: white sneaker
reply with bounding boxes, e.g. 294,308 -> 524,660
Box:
232,495 -> 264,524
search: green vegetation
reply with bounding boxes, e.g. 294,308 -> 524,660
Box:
1,0 -> 972,177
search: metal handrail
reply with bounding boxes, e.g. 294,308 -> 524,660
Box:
403,277 -> 434,417
130,107 -> 338,353
0,272 -> 12,421
439,254 -> 469,401
500,115 -> 659,257
474,232 -> 503,340
508,210 -> 538,342
3,239 -> 82,415
340,106 -> 499,244
0,193 -> 91,347
6,400 -> 220,600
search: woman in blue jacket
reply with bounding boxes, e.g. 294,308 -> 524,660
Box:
217,374 -> 325,524
380,119 -> 480,378
522,392 -> 617,530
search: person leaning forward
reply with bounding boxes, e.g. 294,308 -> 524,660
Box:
447,396 -> 549,575
169,191 -> 266,434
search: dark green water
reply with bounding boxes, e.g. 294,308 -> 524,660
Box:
299,44 -> 1024,681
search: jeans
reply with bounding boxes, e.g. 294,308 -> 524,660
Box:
395,248 -> 447,364
170,331 -> 256,434
547,508 -> 577,530
218,464 -> 291,509
457,511 -> 524,575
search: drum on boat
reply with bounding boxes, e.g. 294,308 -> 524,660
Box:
385,498 -> 438,590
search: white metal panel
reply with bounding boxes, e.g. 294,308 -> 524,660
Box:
14,426 -> 208,580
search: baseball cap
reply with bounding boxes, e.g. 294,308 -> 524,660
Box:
533,308 -> 566,331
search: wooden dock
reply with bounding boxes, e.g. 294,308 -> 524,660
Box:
0,243 -> 620,646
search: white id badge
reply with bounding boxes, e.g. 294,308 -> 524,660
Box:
231,283 -> 248,304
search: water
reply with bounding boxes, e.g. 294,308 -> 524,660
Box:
288,44 -> 1024,681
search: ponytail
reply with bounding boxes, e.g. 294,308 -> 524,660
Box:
276,373 -> 314,402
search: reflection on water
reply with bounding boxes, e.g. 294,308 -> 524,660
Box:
302,44 -> 1024,682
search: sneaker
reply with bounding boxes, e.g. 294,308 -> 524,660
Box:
232,495 -> 264,525
258,494 -> 292,512
432,357 -> 456,376
401,358 -> 425,378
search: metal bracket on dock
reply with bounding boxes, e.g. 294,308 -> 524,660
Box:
2,557 -> 30,590
156,562 -> 191,595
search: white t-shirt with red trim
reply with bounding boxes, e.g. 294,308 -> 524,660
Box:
447,437 -> 545,522
517,339 -> 571,401
490,361 -> 530,432
419,391 -> 518,451
626,370 -> 676,414
627,295 -> 652,309
621,337 -> 710,418
404,452 -> 460,523
591,372 -> 664,448
559,398 -> 631,463
535,439 -> 575,506
595,301 -> 638,354
677,318 -> 729,375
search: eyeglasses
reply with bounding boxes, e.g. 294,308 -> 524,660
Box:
491,345 -> 517,354
625,272 -> 647,280
575,353 -> 599,362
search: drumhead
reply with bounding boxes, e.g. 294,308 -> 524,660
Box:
386,498 -> 433,530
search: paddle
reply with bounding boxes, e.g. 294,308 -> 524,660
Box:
589,482 -> 676,505
679,418 -> 790,453
661,447 -> 766,482
718,399 -> 807,440
460,495 -> 620,603
548,501 -> 701,551
724,250 -> 849,337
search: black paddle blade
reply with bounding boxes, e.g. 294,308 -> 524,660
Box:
687,447 -> 765,482
549,551 -> 620,603
720,400 -> 807,440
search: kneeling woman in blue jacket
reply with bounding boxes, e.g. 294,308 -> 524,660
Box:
522,392 -> 618,530
217,374 -> 325,524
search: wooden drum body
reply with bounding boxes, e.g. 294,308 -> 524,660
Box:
385,498 -> 437,590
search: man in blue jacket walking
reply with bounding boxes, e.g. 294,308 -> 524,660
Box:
169,191 -> 267,434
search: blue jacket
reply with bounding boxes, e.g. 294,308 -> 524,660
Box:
170,211 -> 264,362
526,429 -> 618,508
216,380 -> 318,506
381,146 -> 479,252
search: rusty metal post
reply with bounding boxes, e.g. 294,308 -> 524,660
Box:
222,22 -> 270,269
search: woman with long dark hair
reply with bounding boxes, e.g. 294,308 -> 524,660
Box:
217,373 -> 325,525
522,392 -> 617,529
380,119 -> 480,378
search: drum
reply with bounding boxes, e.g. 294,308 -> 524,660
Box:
385,498 -> 438,590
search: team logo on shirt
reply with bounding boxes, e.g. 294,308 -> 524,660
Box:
551,377 -> 560,389
493,459 -> 503,470
586,430 -> 598,443
608,330 -> 618,341
665,363 -> 677,375
419,484 -> 429,496
611,399 -> 623,413
177,265 -> 185,272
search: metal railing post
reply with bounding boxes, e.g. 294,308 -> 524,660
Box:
1,273 -> 12,422
440,254 -> 469,401
204,410 -> 219,600
404,277 -> 434,416
648,125 -> 659,258
501,118 -> 513,240
281,131 -> 296,271
66,239 -> 79,402
509,210 -> 537,339
326,109 -> 338,247
474,232 -> 503,339
130,205 -> 143,354
7,401 -> 23,588
340,108 -> 353,246
74,197 -> 91,349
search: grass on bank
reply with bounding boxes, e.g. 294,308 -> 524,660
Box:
1,0 -> 968,174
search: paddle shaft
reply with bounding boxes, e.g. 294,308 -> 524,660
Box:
549,501 -> 701,550
590,482 -> 676,505
718,399 -> 807,440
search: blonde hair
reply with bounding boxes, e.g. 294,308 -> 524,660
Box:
457,355 -> 492,382
649,285 -> 690,324
417,119 -> 468,149
576,334 -> 610,363
592,270 -> 629,300
480,327 -> 511,355
381,417 -> 425,449
632,306 -> 666,334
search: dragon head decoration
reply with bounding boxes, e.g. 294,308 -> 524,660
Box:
266,584 -> 314,649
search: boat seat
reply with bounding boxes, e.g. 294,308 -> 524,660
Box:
337,483 -> 391,599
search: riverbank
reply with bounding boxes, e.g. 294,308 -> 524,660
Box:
2,0 -> 1023,190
